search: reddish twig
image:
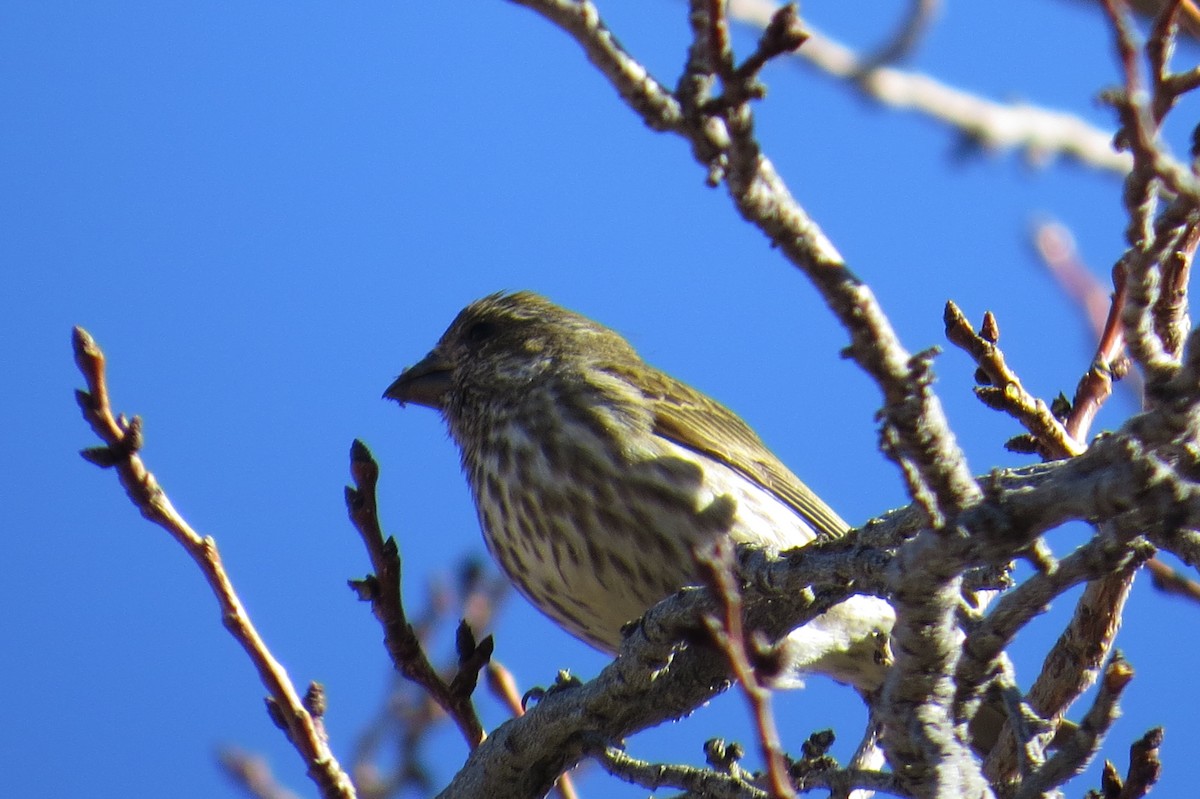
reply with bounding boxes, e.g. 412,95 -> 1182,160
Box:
1033,222 -> 1112,340
1030,222 -> 1141,443
1102,0 -> 1200,204
1065,266 -> 1131,443
1032,216 -> 1200,595
708,0 -> 734,80
1145,556 -> 1200,603
1147,0 -> 1199,125
1168,0 -> 1200,39
696,539 -> 796,799
72,327 -> 356,799
219,748 -> 304,799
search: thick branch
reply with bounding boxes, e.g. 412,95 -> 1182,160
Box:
437,423 -> 1200,798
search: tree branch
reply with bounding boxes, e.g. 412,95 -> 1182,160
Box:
729,0 -> 1132,173
73,327 -> 357,799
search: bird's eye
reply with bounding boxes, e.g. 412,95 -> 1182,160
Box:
463,320 -> 497,346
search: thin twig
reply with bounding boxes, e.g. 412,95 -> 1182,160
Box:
696,538 -> 796,799
72,327 -> 356,799
597,746 -> 770,799
345,440 -> 488,748
1103,0 -> 1200,205
219,749 -> 304,799
985,561 -> 1138,782
1145,555 -> 1200,602
349,561 -> 509,797
1013,655 -> 1136,798
1031,221 -> 1144,433
943,301 -> 1084,458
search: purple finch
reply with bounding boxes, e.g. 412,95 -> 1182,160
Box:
385,292 -> 893,690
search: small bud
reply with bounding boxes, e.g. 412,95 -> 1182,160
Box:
347,576 -> 379,601
1111,354 -> 1132,381
456,619 -> 478,662
80,446 -> 119,468
304,682 -> 327,718
975,386 -> 1007,410
761,3 -> 808,56
704,738 -> 745,771
1005,434 -> 1039,454
802,729 -> 835,759
1050,392 -> 1072,420
264,697 -> 288,731
980,311 -> 1000,343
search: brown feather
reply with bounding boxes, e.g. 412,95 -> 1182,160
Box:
613,363 -> 851,541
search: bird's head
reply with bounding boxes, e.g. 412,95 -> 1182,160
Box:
383,291 -> 639,414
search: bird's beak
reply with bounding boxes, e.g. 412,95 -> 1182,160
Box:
383,350 -> 454,410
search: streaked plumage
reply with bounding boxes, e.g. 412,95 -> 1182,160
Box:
385,292 -> 893,689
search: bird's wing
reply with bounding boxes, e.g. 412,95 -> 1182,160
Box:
628,365 -> 851,541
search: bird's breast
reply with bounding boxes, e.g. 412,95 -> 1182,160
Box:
460,406 -> 819,653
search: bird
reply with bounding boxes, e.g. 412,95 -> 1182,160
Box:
384,291 -> 894,691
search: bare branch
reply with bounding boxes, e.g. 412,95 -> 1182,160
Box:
1103,0 -> 1200,204
943,301 -> 1085,458
1066,269 -> 1133,444
1014,655 -> 1136,798
596,745 -> 770,799
1145,555 -> 1200,603
345,440 -> 488,748
72,327 -> 357,799
511,0 -> 981,525
729,0 -> 1132,173
957,534 -> 1150,729
437,419 -> 1200,798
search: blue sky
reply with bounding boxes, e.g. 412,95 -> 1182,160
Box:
4,1 -> 1199,796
